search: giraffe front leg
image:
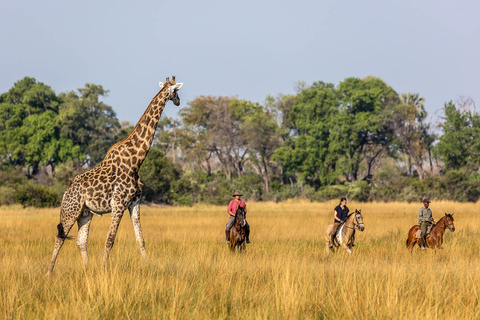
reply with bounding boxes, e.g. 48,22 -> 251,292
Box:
103,210 -> 125,266
129,202 -> 149,263
76,212 -> 93,269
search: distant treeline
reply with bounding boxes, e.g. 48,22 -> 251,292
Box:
1,76 -> 479,207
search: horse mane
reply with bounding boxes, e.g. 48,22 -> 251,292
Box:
346,209 -> 359,219
434,213 -> 454,226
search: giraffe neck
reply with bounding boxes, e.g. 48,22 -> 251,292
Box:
103,90 -> 169,172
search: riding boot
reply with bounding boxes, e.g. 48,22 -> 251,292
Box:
420,237 -> 426,250
225,230 -> 230,244
245,229 -> 250,244
329,231 -> 336,248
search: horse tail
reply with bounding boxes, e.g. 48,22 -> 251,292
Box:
57,222 -> 73,240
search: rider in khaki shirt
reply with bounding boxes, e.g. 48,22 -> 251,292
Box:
418,198 -> 434,250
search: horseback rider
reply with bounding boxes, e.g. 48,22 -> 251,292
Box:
418,198 -> 434,250
329,197 -> 349,248
225,191 -> 250,245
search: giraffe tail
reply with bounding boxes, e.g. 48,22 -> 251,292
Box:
57,223 -> 73,240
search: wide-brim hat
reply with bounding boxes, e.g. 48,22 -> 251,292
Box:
232,191 -> 243,196
422,198 -> 431,203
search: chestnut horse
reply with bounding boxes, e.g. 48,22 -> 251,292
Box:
229,206 -> 247,252
406,213 -> 455,251
324,209 -> 365,254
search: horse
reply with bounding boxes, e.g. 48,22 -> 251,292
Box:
406,213 -> 455,251
324,209 -> 365,254
229,206 -> 247,252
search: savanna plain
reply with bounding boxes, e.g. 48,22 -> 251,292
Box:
1,200 -> 478,319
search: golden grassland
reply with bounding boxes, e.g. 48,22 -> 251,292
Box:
0,200 -> 479,319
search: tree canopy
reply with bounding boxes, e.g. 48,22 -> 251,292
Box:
1,76 -> 479,206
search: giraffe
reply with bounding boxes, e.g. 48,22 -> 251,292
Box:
46,76 -> 183,276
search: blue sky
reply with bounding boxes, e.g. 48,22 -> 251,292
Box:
1,0 -> 479,125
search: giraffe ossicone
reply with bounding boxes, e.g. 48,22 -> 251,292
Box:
46,76 -> 183,276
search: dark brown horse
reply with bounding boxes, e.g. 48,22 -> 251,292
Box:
406,213 -> 455,251
229,206 -> 247,252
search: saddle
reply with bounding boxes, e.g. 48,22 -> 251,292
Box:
415,223 -> 433,239
330,223 -> 351,246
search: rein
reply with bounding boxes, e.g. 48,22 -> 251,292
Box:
431,216 -> 454,230
436,220 -> 453,230
343,224 -> 364,231
342,213 -> 364,231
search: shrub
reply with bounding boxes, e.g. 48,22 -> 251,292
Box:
139,147 -> 179,204
314,184 -> 349,202
267,182 -> 301,202
201,175 -> 232,205
14,182 -> 60,207
0,186 -> 16,206
231,173 -> 263,201
348,181 -> 370,202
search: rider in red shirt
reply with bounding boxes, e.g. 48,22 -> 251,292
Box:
225,191 -> 250,244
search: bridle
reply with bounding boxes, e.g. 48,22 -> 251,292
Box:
437,216 -> 455,231
235,207 -> 246,228
343,211 -> 365,231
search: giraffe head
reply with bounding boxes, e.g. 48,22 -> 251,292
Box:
159,76 -> 183,106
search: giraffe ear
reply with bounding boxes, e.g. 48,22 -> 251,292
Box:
159,82 -> 164,89
174,83 -> 183,90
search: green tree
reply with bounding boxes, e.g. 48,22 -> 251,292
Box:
57,84 -> 120,166
242,101 -> 281,194
138,146 -> 180,204
330,77 -> 398,182
436,101 -> 480,171
180,96 -> 255,180
0,77 -> 82,175
389,92 -> 436,179
154,116 -> 182,164
273,81 -> 339,187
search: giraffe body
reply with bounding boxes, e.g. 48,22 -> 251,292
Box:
47,76 -> 183,276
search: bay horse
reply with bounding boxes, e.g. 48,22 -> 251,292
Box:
229,206 -> 247,252
324,209 -> 365,254
406,213 -> 455,251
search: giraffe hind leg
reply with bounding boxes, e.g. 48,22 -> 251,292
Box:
46,211 -> 77,276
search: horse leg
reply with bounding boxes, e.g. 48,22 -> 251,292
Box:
340,241 -> 351,254
325,242 -> 332,254
409,240 -> 417,251
229,232 -> 235,252
406,235 -> 416,252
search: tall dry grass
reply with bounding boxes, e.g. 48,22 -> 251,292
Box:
0,200 -> 478,319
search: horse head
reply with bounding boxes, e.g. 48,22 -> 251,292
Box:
354,209 -> 365,232
235,206 -> 247,228
444,213 -> 455,232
